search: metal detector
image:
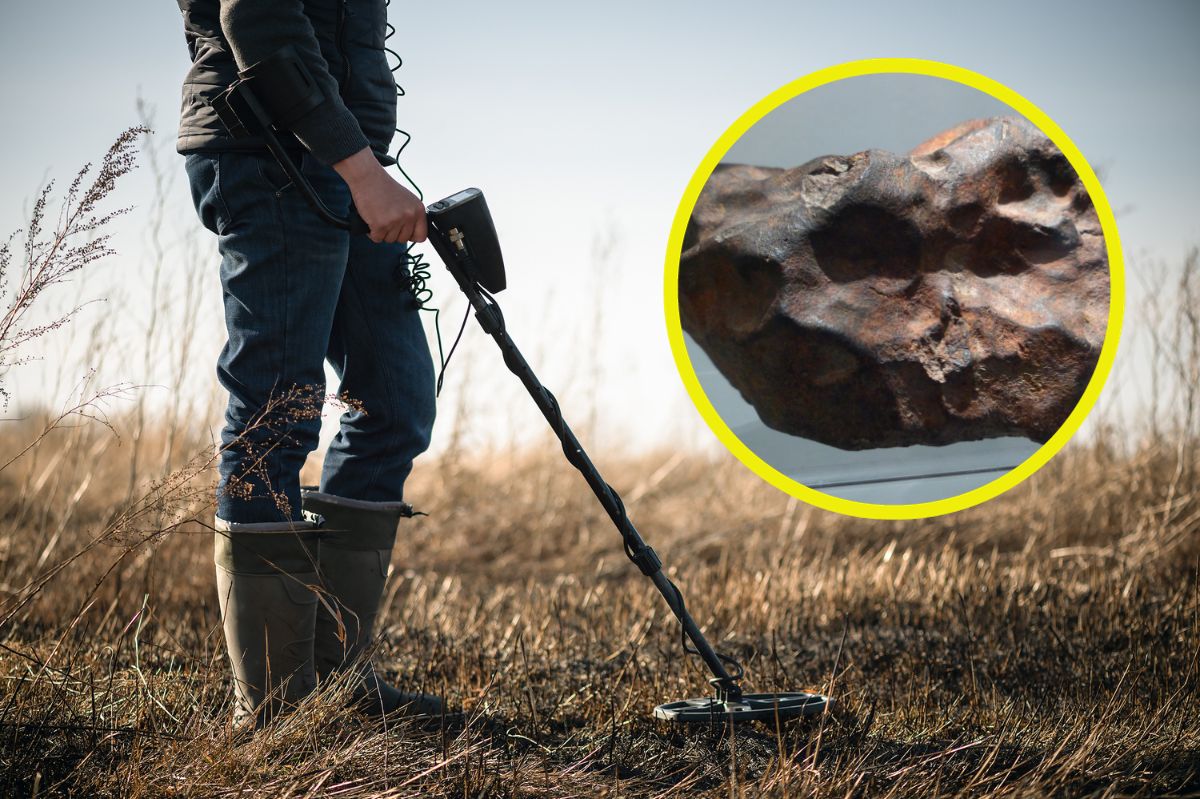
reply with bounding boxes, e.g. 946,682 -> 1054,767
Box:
424,190 -> 830,724
210,52 -> 831,724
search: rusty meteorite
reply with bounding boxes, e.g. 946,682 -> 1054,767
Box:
679,116 -> 1109,450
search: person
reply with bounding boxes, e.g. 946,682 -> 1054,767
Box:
175,0 -> 443,726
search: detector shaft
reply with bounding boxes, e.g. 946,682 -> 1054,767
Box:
433,238 -> 741,700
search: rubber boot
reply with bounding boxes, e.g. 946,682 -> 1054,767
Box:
214,517 -> 321,728
301,489 -> 447,719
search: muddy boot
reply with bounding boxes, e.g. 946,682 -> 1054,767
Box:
302,489 -> 448,720
214,518 -> 321,728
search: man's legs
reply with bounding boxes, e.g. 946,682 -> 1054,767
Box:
189,150 -> 352,523
186,148 -> 356,724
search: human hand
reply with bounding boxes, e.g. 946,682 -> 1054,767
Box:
332,147 -> 427,244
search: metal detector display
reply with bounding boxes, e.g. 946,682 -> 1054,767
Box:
426,189 -> 506,293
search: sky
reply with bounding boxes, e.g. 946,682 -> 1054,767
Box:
722,75 -> 1011,165
1,0 -> 1197,462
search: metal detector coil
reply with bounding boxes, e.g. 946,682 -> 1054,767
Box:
653,692 -> 830,724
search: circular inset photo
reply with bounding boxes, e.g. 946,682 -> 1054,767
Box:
664,60 -> 1123,519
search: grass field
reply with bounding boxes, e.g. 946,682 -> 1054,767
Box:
1,419 -> 1198,797
1,131 -> 1198,798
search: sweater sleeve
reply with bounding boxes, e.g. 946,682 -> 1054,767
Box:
218,0 -> 369,165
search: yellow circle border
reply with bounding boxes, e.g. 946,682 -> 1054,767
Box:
664,58 -> 1125,520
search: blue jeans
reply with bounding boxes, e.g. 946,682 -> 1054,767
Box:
184,150 -> 436,523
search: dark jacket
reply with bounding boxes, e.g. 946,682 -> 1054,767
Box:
176,0 -> 397,166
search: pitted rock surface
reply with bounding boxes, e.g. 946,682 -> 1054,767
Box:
680,117 -> 1108,450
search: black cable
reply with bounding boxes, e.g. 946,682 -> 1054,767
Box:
378,0 -> 467,396
438,306 -> 471,396
386,0 -> 424,202
396,249 -> 468,397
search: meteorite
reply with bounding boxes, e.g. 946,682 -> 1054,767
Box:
680,116 -> 1109,450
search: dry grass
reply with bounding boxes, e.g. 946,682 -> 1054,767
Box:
0,132 -> 1197,798
0,409 -> 1197,797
